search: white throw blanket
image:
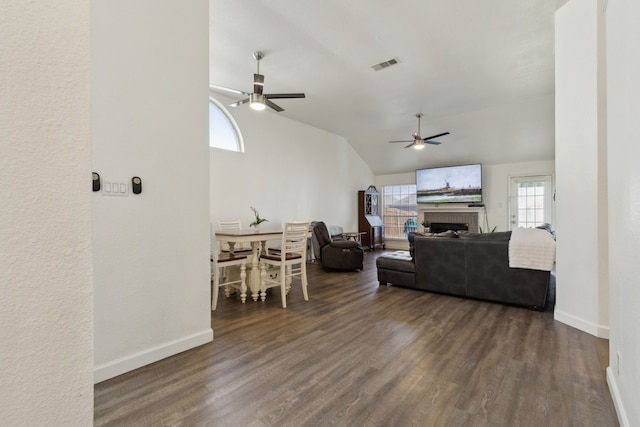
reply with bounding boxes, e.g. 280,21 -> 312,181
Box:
509,227 -> 556,271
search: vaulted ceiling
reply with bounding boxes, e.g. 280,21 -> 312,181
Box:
210,0 -> 567,175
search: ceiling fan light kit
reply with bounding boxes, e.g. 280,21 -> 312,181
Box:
249,93 -> 266,110
211,51 -> 305,113
388,113 -> 449,150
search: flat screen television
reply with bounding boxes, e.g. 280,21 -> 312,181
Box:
416,163 -> 482,204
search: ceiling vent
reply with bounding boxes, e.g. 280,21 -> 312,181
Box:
371,57 -> 400,72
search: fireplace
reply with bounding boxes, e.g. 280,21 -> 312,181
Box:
423,211 -> 479,233
430,222 -> 469,233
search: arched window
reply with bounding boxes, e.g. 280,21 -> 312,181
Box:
209,98 -> 244,152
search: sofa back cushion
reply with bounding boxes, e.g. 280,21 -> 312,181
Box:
457,231 -> 512,241
311,221 -> 332,261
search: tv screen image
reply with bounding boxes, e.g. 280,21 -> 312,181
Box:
416,163 -> 482,204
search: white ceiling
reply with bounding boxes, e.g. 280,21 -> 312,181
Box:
210,0 -> 566,175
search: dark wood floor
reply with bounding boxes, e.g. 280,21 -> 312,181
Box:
95,251 -> 619,427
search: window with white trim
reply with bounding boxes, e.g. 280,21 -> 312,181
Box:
209,98 -> 244,152
382,184 -> 418,239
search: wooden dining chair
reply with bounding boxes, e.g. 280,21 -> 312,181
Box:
211,240 -> 248,310
217,220 -> 251,253
259,221 -> 310,308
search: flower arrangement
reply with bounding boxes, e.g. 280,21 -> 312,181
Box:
249,207 -> 268,227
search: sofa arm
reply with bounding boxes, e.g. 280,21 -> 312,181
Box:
329,240 -> 360,249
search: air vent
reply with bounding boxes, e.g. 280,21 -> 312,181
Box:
371,57 -> 400,72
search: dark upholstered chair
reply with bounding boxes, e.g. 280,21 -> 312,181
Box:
312,221 -> 364,270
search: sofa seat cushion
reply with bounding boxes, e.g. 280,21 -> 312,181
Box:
376,251 -> 415,288
376,251 -> 415,273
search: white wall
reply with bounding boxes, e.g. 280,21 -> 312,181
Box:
482,161 -> 556,231
555,0 -> 609,338
210,94 -> 374,232
606,0 -> 640,424
92,0 -> 211,382
375,160 -> 555,249
0,1 -> 93,425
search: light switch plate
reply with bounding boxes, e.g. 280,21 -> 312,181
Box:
102,180 -> 129,196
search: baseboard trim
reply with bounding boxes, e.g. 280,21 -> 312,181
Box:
606,367 -> 629,427
553,309 -> 609,338
94,328 -> 213,384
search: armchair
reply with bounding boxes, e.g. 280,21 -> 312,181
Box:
311,221 -> 364,271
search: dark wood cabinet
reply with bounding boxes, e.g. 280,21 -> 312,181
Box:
358,185 -> 385,250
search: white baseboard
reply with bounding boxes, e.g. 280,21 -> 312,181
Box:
553,309 -> 609,338
94,328 -> 213,383
606,367 -> 630,427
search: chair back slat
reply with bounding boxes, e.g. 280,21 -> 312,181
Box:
218,220 -> 241,231
281,221 -> 310,259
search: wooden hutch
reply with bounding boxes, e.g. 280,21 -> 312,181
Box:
358,185 -> 385,250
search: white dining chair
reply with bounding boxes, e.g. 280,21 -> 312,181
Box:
211,239 -> 248,311
259,220 -> 310,308
217,220 -> 251,253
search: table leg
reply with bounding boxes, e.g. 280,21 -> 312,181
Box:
248,241 -> 261,301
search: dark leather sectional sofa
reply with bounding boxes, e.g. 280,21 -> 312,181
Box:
376,230 -> 552,310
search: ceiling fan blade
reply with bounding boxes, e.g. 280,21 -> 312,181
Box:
266,99 -> 284,112
423,132 -> 450,141
229,98 -> 250,107
388,140 -> 413,143
264,93 -> 306,99
404,142 -> 416,149
425,140 -> 442,145
209,85 -> 250,97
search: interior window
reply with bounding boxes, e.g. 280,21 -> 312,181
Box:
382,184 -> 418,239
209,98 -> 244,152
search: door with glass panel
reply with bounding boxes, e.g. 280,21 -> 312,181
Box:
508,175 -> 554,230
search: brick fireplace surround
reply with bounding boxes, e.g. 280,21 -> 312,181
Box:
423,211 -> 479,233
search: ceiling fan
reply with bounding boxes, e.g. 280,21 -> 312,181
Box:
388,113 -> 449,150
209,51 -> 305,112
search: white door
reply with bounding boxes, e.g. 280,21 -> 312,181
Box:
508,175 -> 554,230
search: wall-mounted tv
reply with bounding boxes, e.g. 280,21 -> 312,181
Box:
416,163 -> 482,204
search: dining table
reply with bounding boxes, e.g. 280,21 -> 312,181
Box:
215,227 -> 283,302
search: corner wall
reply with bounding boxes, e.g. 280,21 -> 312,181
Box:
92,0 -> 211,382
554,0 -> 609,338
605,0 -> 640,424
0,1 -> 93,424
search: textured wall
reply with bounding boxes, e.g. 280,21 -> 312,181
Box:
0,1 -> 93,425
